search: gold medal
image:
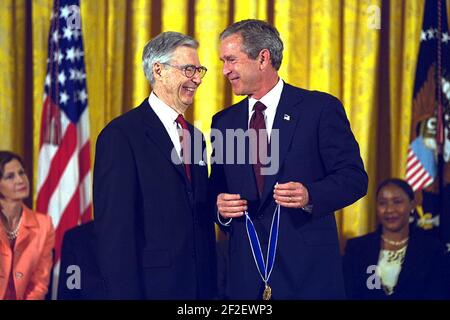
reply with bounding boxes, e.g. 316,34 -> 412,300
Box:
263,284 -> 272,300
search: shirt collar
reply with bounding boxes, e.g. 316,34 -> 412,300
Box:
148,91 -> 181,125
248,78 -> 284,114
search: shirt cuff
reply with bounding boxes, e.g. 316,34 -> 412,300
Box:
302,204 -> 314,213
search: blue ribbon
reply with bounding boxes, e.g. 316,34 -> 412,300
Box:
244,204 -> 280,287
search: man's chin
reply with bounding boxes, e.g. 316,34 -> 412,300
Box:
231,89 -> 246,96
181,100 -> 193,109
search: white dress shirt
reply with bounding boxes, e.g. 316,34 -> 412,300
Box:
148,92 -> 183,159
248,78 -> 284,141
218,79 -> 285,226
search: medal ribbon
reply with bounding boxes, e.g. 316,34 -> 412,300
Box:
244,204 -> 280,289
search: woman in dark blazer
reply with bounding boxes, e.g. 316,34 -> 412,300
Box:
343,178 -> 450,300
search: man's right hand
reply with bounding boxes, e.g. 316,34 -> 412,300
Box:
217,193 -> 247,219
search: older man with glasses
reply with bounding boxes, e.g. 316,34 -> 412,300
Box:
93,31 -> 216,300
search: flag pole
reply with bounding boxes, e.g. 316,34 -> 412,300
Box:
436,0 -> 447,244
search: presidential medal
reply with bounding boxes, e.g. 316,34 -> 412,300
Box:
263,284 -> 272,300
244,205 -> 280,303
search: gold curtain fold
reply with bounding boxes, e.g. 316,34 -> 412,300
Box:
162,0 -> 188,33
81,0 -> 132,183
340,0 -> 381,239
193,0 -> 229,136
234,0 -> 268,22
275,0 -> 310,87
0,0 -> 26,154
389,0 -> 425,179
124,0 -> 153,108
32,0 -> 52,201
231,0 -> 268,105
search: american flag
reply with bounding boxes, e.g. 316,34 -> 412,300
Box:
406,0 -> 449,193
406,0 -> 450,247
36,0 -> 92,297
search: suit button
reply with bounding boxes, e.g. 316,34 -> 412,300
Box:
15,272 -> 23,279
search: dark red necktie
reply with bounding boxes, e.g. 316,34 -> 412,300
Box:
175,114 -> 192,183
249,101 -> 267,197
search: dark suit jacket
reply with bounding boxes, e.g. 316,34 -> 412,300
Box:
343,228 -> 450,300
93,98 -> 217,299
57,222 -> 105,300
209,83 -> 368,299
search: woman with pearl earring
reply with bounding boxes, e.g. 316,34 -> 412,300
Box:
0,151 -> 55,300
343,178 -> 450,300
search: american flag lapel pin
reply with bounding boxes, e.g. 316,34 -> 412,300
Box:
283,114 -> 290,121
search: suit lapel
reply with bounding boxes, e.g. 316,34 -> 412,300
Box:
188,122 -> 207,192
140,100 -> 189,184
394,233 -> 420,295
258,84 -> 304,211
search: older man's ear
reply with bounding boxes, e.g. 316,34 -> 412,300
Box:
152,62 -> 163,80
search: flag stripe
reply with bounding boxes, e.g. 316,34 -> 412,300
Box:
78,107 -> 90,146
80,171 -> 92,214
408,167 -> 427,186
406,161 -> 422,179
78,141 -> 90,181
54,188 -> 81,262
47,147 -> 80,228
36,104 -> 71,192
36,123 -> 78,213
412,173 -> 433,191
81,203 -> 92,223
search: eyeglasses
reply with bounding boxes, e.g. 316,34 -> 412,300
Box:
162,63 -> 207,79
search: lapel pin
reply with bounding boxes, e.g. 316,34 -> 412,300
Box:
283,114 -> 291,121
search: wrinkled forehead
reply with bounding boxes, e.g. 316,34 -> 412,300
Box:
170,46 -> 200,65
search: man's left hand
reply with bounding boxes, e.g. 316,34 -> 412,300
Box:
273,182 -> 309,208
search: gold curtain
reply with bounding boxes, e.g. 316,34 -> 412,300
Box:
231,0 -> 268,105
389,0 -> 425,179
163,0 -> 188,32
0,0 -> 26,155
0,0 -> 433,241
193,1 -> 229,137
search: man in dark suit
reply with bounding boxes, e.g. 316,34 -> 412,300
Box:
93,32 -> 216,299
57,222 -> 105,300
210,19 -> 368,299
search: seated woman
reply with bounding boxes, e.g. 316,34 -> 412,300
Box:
343,178 -> 450,300
0,151 -> 55,300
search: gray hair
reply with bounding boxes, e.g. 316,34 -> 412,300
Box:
142,31 -> 198,85
220,19 -> 284,70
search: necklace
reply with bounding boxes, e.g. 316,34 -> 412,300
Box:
3,215 -> 22,240
381,234 -> 409,246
